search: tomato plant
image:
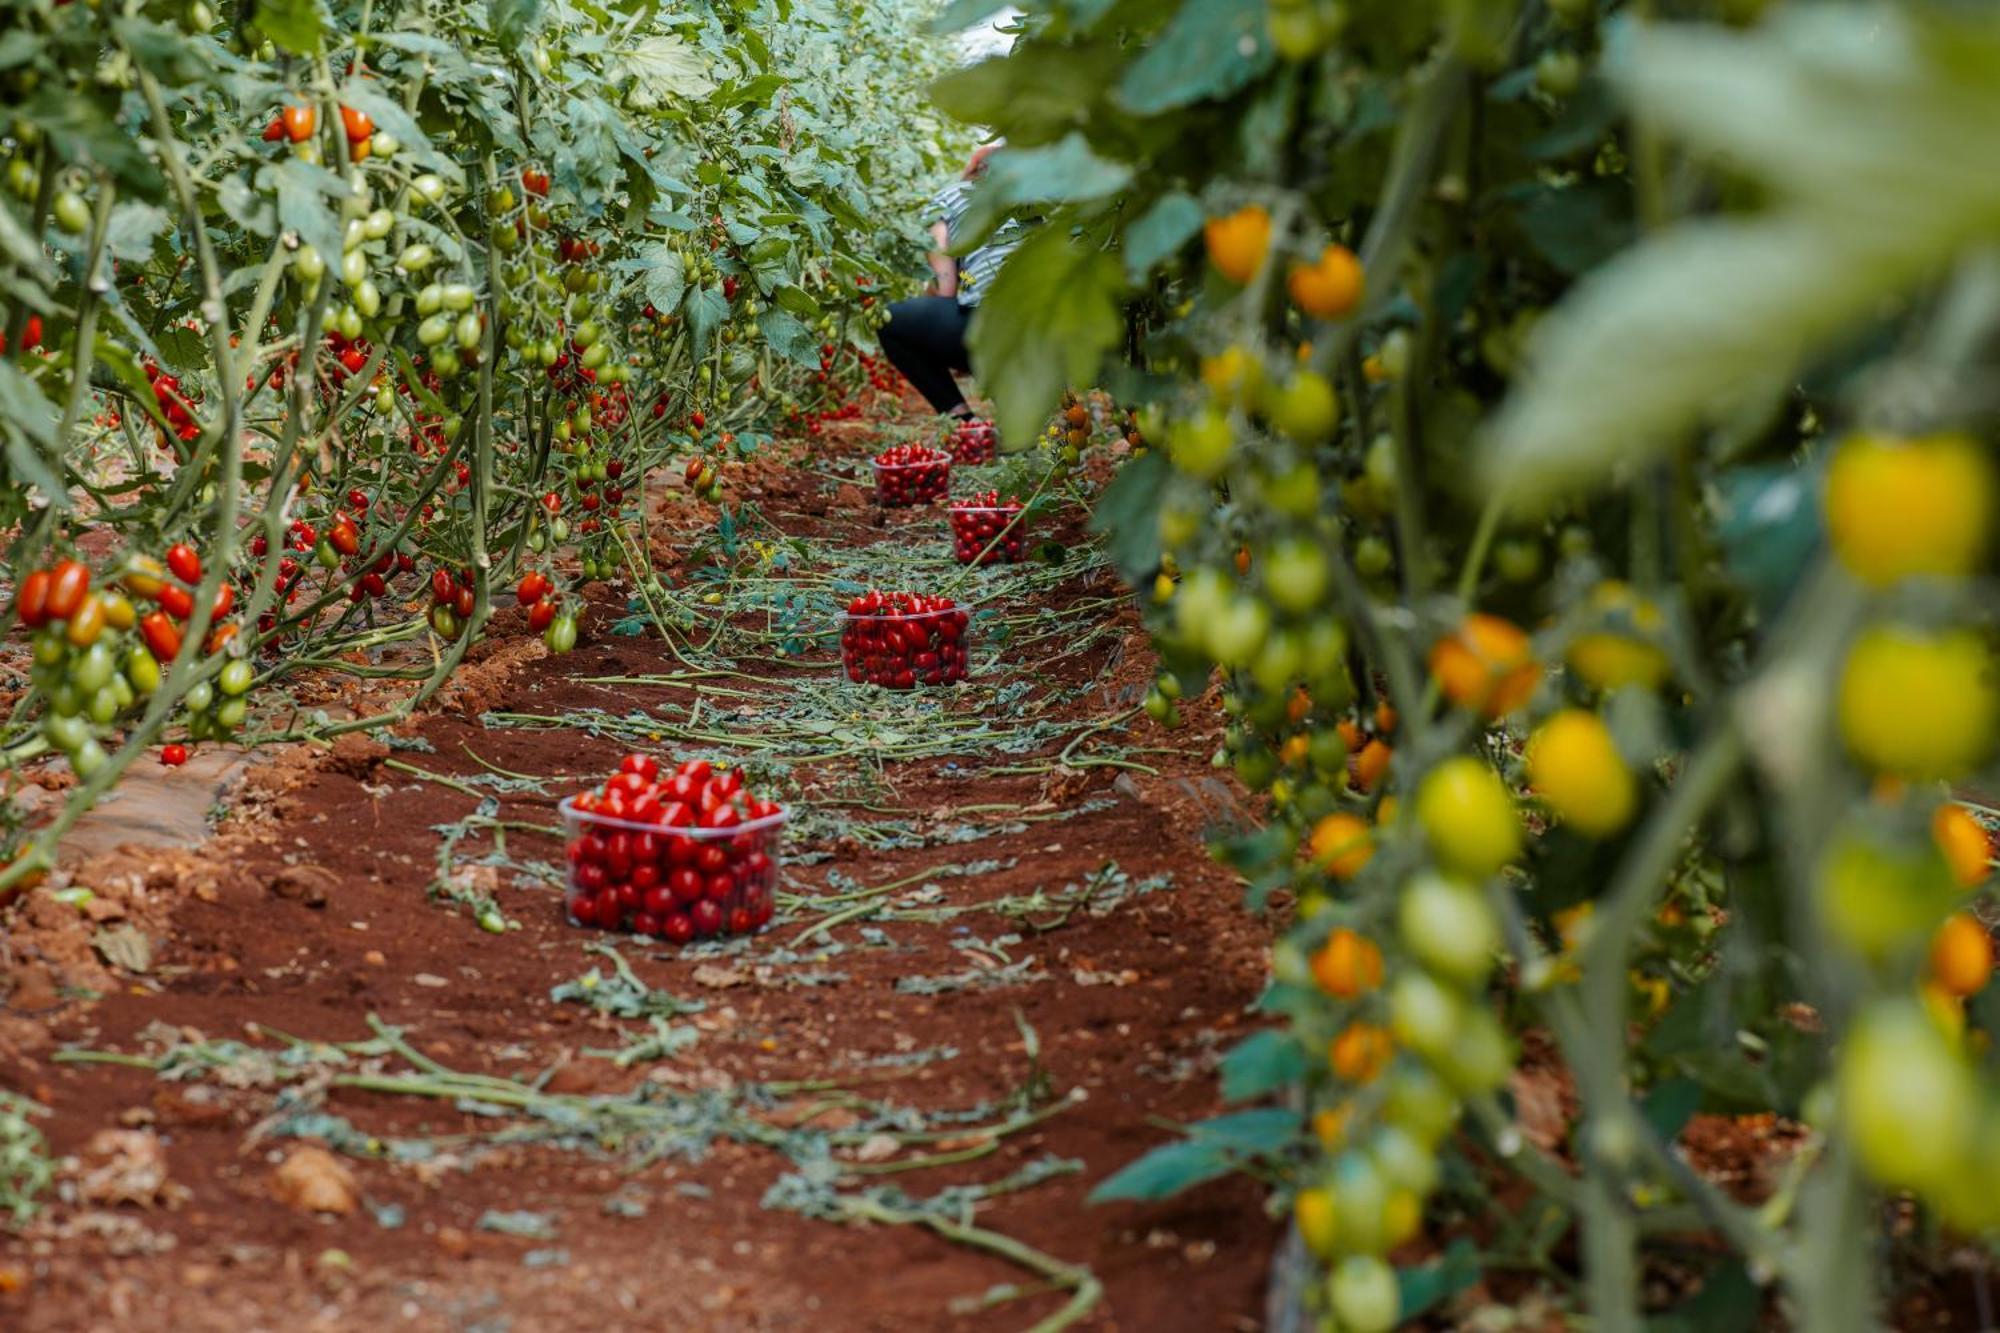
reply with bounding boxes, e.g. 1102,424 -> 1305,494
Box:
944,0 -> 2000,1327
0,0 -> 957,886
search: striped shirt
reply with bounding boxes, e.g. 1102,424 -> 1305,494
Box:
928,180 -> 1025,308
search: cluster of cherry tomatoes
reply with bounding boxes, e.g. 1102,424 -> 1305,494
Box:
142,361 -> 202,445
563,756 -> 784,942
947,417 -> 998,465
12,548 -> 253,773
873,443 -> 951,507
840,591 -> 972,689
947,493 -> 1028,566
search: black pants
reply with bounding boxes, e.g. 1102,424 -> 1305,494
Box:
879,296 -> 971,415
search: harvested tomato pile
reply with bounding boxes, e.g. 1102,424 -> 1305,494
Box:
562,756 -> 783,942
949,492 -> 1028,565
872,442 -> 951,506
839,589 -> 973,688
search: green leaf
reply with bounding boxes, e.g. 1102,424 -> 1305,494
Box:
1218,1030 -> 1305,1103
1511,181 -> 1633,277
953,132 -> 1132,245
261,157 -> 351,282
616,36 -> 717,107
967,226 -> 1126,447
685,285 -> 729,359
640,244 -> 687,315
1122,190 -> 1203,283
931,0 -> 1010,33
757,308 -> 818,367
1639,1076 -> 1702,1143
255,0 -> 325,55
1089,1107 -> 1299,1203
102,202 -> 171,263
1088,1139 -> 1236,1203
772,284 -> 820,318
1650,1259 -> 1760,1333
488,0 -> 541,49
1089,450 -> 1167,584
0,361 -> 61,506
1115,0 -> 1273,117
1484,6 -> 2000,504
1396,1239 -> 1482,1321
931,48 -> 1111,144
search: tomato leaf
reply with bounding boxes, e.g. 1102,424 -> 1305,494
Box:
1114,0 -> 1273,117
1088,448 -> 1167,585
255,0 -> 326,56
1218,1029 -> 1304,1103
966,225 -> 1126,447
952,132 -> 1133,246
1485,6 -> 2000,504
1121,190 -> 1204,283
487,0 -> 541,50
1395,1239 -> 1483,1321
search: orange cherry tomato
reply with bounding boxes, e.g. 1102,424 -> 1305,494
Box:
281,104 -> 317,143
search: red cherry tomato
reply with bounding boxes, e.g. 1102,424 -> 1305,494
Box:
157,582 -> 194,620
165,543 -> 201,585
281,104 -> 317,143
339,105 -> 374,143
139,610 -> 182,662
13,569 -> 51,627
44,559 -> 89,621
160,744 -> 189,767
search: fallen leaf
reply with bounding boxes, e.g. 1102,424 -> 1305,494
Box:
92,926 -> 152,974
692,964 -> 747,990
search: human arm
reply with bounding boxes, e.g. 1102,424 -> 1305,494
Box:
926,220 -> 957,298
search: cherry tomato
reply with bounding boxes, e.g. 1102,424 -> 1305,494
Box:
165,543 -> 201,585
157,582 -> 195,620
139,610 -> 182,662
340,105 -> 374,143
44,559 -> 89,621
160,744 -> 189,767
281,104 -> 317,143
13,569 -> 51,627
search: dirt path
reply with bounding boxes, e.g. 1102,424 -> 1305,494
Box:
1,397 -> 1280,1332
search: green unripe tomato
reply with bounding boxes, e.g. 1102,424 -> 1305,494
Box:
53,189 -> 91,235
293,243 -> 326,283
1168,408 -> 1233,481
396,243 -> 435,273
1267,370 -> 1338,443
184,680 -> 214,714
215,696 -> 246,731
364,207 -> 395,240
412,173 -> 447,204
353,278 -> 382,318
219,659 -> 254,696
454,311 -> 482,349
340,247 -> 368,287
417,313 -> 451,346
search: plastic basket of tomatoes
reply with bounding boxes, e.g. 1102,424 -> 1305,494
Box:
947,492 -> 1028,565
561,756 -> 786,943
873,443 -> 951,507
946,418 -> 998,465
839,591 -> 972,688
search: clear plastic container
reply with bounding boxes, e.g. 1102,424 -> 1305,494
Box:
948,419 -> 998,465
874,455 -> 951,507
948,503 -> 1028,565
839,604 -> 973,688
559,795 -> 786,942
